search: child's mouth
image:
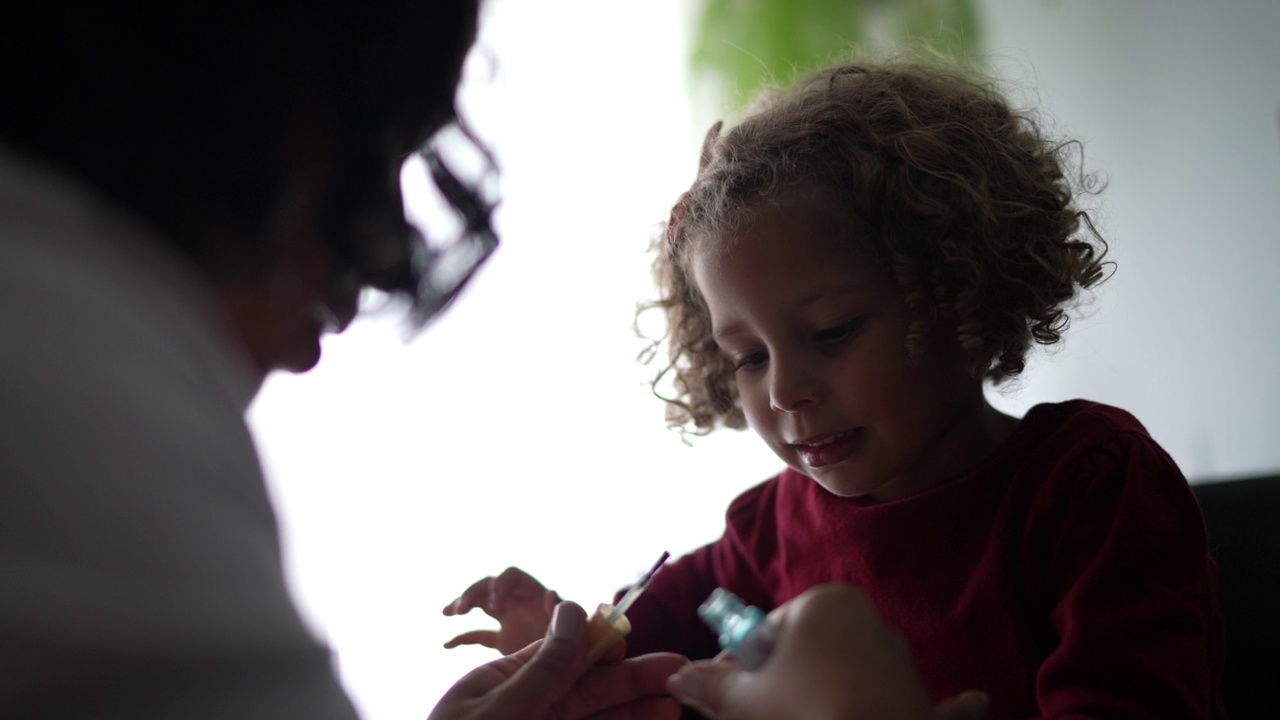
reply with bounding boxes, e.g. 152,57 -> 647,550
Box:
793,429 -> 862,468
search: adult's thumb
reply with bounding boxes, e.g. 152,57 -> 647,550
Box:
488,602 -> 590,715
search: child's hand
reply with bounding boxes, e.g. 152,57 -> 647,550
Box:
443,567 -> 559,655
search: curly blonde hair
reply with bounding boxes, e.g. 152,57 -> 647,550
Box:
639,60 -> 1110,435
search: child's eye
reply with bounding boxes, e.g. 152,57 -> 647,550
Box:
814,318 -> 864,345
733,351 -> 768,371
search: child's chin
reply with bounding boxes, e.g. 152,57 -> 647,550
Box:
806,472 -> 876,499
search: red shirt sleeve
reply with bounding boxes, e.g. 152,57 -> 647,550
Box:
620,477 -> 782,660
1026,421 -> 1225,719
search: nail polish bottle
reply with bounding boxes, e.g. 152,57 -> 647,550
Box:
697,588 -> 777,670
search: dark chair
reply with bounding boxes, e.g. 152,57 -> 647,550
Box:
1192,474 -> 1280,719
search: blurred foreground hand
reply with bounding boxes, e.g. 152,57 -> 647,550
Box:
668,584 -> 989,720
431,601 -> 686,720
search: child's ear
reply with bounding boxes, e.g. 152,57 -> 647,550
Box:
698,121 -> 723,175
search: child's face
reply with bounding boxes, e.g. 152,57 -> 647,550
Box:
691,194 -> 989,501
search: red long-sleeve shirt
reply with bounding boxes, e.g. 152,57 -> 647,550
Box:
623,400 -> 1225,719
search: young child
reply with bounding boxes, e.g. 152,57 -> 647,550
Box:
444,60 -> 1225,719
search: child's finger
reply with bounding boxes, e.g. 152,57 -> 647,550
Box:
443,629 -> 501,650
934,690 -> 990,720
442,575 -> 498,615
494,566 -> 546,600
697,120 -> 722,173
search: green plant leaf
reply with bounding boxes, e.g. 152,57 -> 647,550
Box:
689,0 -> 983,119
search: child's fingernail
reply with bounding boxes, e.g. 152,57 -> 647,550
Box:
550,603 -> 582,640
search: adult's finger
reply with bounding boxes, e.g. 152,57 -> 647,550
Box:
545,653 -> 688,720
572,696 -> 682,720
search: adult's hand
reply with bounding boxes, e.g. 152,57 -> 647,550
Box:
430,601 -> 687,720
667,584 -> 989,720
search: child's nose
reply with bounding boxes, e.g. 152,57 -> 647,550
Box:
768,357 -> 822,413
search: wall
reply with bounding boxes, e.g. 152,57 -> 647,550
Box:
977,0 -> 1280,481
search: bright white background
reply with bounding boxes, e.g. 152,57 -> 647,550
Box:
250,2 -> 779,718
248,1 -> 1280,718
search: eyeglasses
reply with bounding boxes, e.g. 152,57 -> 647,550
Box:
328,119 -> 500,329
408,122 -> 500,325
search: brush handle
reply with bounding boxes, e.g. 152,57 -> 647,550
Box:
584,603 -> 632,665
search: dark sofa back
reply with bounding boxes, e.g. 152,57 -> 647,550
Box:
1192,475 -> 1280,719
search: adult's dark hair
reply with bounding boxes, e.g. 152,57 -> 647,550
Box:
2,1 -> 492,323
